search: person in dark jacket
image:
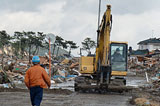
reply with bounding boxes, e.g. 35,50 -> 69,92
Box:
112,48 -> 123,62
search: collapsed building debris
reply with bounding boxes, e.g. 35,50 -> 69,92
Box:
0,54 -> 80,89
0,69 -> 16,88
52,57 -> 79,83
128,51 -> 160,105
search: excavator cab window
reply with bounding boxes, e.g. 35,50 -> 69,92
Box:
110,43 -> 127,71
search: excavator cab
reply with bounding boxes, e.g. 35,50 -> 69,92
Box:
110,42 -> 128,72
110,42 -> 128,85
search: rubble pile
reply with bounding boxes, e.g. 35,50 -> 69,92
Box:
52,57 -> 80,83
129,55 -> 160,84
132,97 -> 159,106
0,53 -> 80,89
151,80 -> 160,91
0,56 -> 29,88
129,54 -> 160,78
0,70 -> 9,84
129,53 -> 160,105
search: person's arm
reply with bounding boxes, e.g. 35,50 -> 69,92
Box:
42,69 -> 51,88
24,70 -> 30,89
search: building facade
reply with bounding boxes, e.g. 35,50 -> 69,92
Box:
138,38 -> 160,51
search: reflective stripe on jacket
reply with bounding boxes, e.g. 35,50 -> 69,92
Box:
25,64 -> 51,88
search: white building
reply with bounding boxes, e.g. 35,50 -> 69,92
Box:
138,38 -> 160,51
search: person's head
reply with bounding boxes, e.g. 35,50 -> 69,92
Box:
116,48 -> 120,53
32,56 -> 40,65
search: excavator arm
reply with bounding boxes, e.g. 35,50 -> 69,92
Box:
94,5 -> 112,86
95,5 -> 112,72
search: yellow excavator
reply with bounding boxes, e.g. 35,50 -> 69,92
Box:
75,5 -> 128,92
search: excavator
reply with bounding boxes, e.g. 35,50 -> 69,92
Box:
75,5 -> 128,92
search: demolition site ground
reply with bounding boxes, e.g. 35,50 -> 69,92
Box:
1,73 -> 159,106
0,56 -> 160,106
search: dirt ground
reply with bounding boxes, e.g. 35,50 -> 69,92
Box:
0,90 -> 131,106
0,71 -> 156,106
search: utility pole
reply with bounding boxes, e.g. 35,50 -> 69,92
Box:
49,38 -> 51,78
97,0 -> 101,46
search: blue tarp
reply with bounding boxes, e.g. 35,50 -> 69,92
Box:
53,75 -> 77,79
66,75 -> 77,78
53,75 -> 65,79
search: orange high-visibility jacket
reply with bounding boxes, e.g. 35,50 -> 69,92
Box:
25,64 -> 51,89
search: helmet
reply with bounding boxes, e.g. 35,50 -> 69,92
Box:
32,56 -> 40,64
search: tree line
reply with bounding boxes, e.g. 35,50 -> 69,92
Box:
0,30 -> 96,60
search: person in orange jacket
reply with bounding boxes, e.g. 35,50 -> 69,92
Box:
25,56 -> 51,106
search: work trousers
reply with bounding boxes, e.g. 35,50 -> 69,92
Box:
30,86 -> 43,106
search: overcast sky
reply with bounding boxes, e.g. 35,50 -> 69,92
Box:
1,0 -> 160,56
